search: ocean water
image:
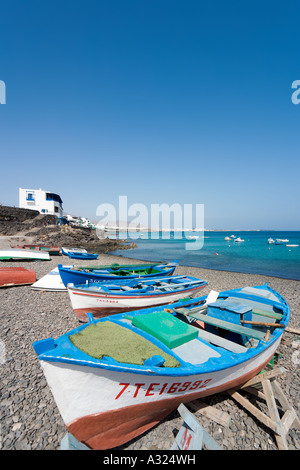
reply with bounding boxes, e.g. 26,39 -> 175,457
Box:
109,231 -> 300,281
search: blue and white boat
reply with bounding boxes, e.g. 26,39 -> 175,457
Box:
61,247 -> 88,256
58,261 -> 178,287
67,275 -> 207,321
66,251 -> 99,260
33,283 -> 289,450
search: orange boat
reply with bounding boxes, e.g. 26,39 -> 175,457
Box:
0,267 -> 36,287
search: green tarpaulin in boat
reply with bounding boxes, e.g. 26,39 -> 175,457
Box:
69,321 -> 180,367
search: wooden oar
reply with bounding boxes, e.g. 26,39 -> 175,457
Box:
240,320 -> 285,328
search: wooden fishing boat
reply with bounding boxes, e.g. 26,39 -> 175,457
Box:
66,252 -> 99,260
31,266 -> 72,291
0,249 -> 50,261
32,283 -> 289,450
61,247 -> 87,256
58,261 -> 178,287
67,275 -> 207,321
0,267 -> 36,287
11,244 -> 61,255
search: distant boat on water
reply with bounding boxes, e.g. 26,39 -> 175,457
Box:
276,239 -> 289,244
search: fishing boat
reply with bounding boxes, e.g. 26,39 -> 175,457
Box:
10,244 -> 61,255
31,266 -> 72,291
224,237 -> 231,241
234,237 -> 244,242
32,283 -> 289,450
0,249 -> 50,261
66,252 -> 99,260
0,267 -> 36,287
61,247 -> 87,256
58,261 -> 178,287
275,239 -> 289,245
67,275 -> 207,321
267,238 -> 275,244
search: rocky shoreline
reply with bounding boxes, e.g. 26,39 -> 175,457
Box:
0,248 -> 299,451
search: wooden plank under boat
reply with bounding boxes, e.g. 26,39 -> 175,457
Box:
58,261 -> 178,287
0,267 -> 36,287
67,275 -> 207,321
32,283 -> 290,450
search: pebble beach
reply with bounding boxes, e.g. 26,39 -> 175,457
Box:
0,239 -> 299,451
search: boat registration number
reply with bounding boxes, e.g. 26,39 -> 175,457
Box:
115,379 -> 212,400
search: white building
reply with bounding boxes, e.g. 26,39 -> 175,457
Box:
19,188 -> 63,218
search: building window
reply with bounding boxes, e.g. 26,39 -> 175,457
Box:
54,206 -> 59,213
26,192 -> 35,201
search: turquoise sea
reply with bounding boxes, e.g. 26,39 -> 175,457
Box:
110,231 -> 300,281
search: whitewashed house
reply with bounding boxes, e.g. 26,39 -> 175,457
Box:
19,188 -> 63,218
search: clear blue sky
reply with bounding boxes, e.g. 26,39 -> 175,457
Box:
0,1 -> 299,230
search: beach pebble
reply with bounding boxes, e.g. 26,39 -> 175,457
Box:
0,254 -> 299,450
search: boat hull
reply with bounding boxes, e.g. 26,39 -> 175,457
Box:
0,267 -> 36,287
58,264 -> 177,286
67,253 -> 99,260
39,335 -> 281,449
68,284 -> 206,321
0,249 -> 50,261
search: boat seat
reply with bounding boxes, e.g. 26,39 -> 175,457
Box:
187,311 -> 269,341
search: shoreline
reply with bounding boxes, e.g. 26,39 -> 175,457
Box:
0,251 -> 299,450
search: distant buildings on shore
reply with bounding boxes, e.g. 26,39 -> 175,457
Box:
18,187 -> 95,228
19,187 -> 64,218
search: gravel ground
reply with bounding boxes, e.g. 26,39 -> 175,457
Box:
0,250 -> 299,451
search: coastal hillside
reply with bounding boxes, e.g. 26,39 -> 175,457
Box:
0,205 -> 130,253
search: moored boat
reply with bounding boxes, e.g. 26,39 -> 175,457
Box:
0,267 -> 36,287
67,275 -> 207,321
0,249 -> 50,261
32,283 -> 289,450
58,261 -> 178,287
